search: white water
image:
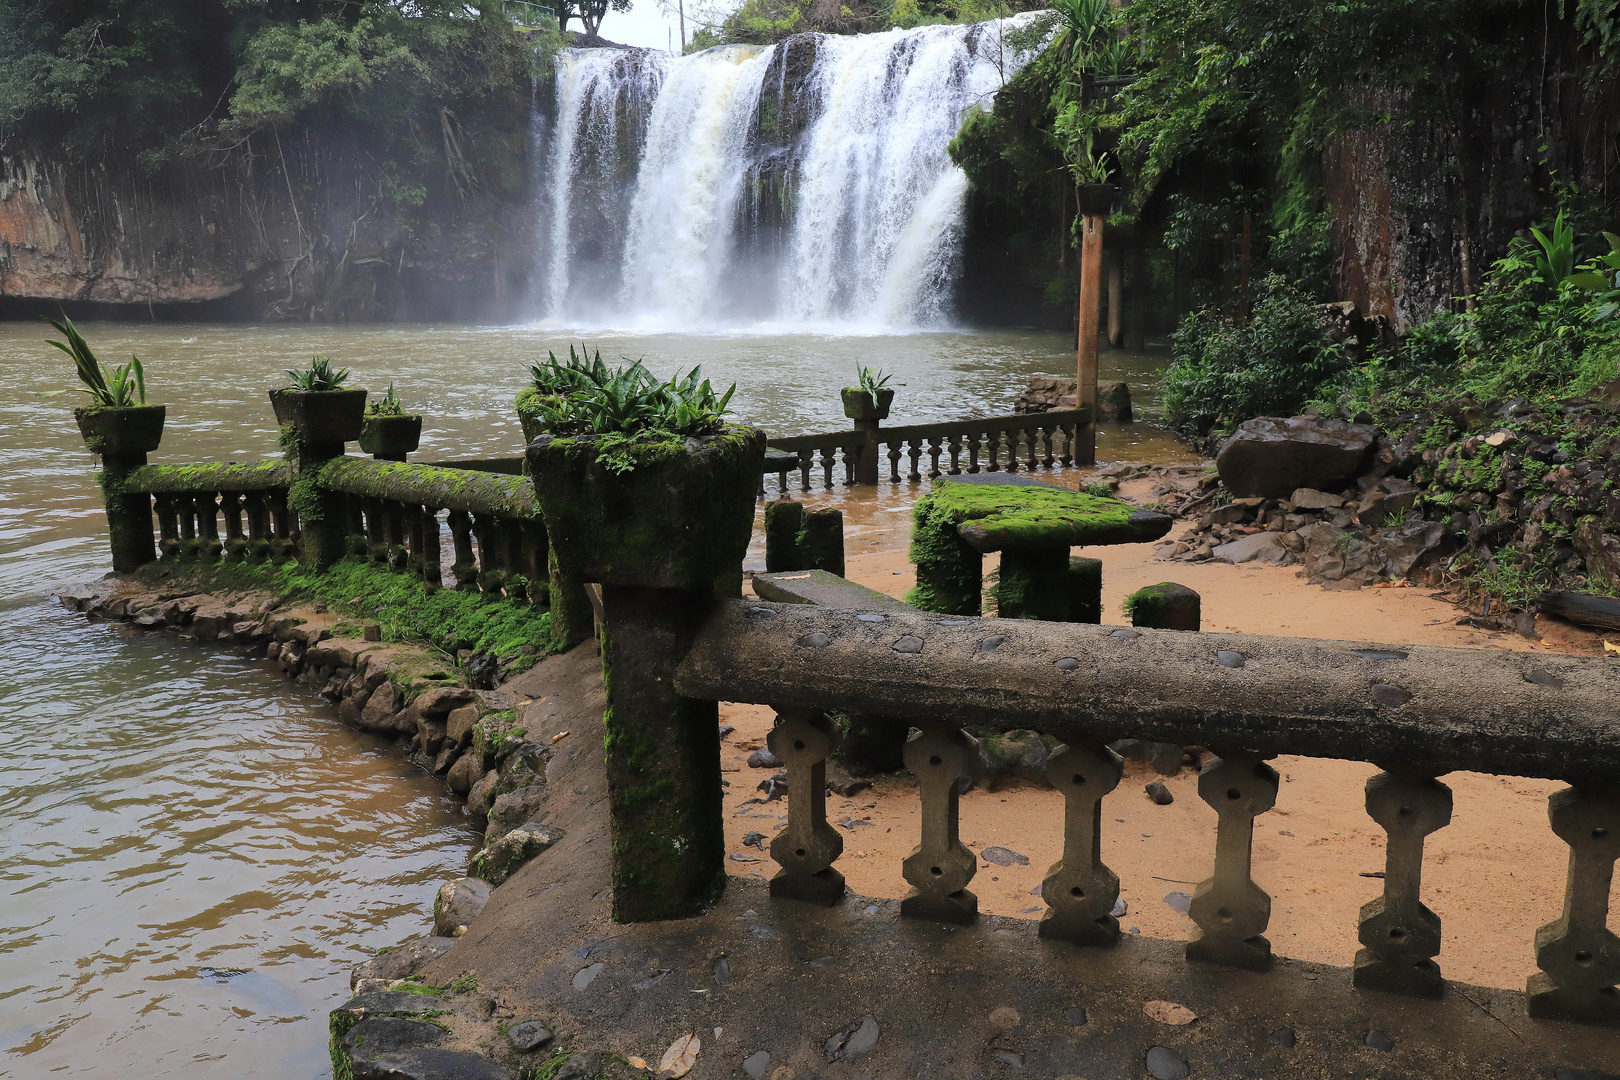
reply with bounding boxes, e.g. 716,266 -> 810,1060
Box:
536,18 -> 1040,330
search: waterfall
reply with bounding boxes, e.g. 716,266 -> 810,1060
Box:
535,17 -> 1040,330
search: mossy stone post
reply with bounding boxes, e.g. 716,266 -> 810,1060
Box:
1068,556 -> 1102,623
841,387 -> 893,485
527,427 -> 765,923
270,388 -> 367,569
76,405 -> 166,572
1127,582 -> 1201,630
765,499 -> 845,576
994,548 -> 1070,620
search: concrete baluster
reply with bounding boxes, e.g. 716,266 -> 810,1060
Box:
365,496 -> 387,563
155,493 -> 181,561
221,491 -> 246,563
901,722 -> 978,924
472,512 -> 505,597
421,507 -> 444,589
177,492 -> 198,560
1187,751 -> 1278,971
447,510 -> 477,590
267,488 -> 294,561
1528,784 -> 1620,1026
1355,769 -> 1452,997
243,490 -> 270,561
1039,740 -> 1123,947
197,492 -> 222,561
767,707 -> 845,906
345,494 -> 367,557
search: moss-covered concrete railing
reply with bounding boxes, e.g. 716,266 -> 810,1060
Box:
674,599 -> 1620,1028
763,407 -> 1092,493
124,461 -> 297,563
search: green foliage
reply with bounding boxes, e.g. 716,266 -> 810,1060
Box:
855,365 -> 896,393
285,354 -> 350,392
367,382 -> 405,416
39,314 -> 147,407
1162,274 -> 1349,437
521,347 -> 736,474
1532,211 -> 1579,289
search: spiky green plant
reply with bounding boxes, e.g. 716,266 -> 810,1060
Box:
367,382 -> 406,416
39,314 -> 147,408
285,354 -> 350,391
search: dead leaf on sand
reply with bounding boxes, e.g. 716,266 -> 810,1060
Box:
657,1033 -> 701,1078
1144,1000 -> 1198,1025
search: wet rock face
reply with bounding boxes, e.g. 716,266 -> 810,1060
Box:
433,877 -> 491,938
350,937 -> 458,990
1216,417 -> 1378,498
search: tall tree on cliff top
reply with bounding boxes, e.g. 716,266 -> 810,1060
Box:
556,0 -> 633,37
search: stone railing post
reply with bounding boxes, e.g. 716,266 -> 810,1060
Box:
269,387 -> 367,569
527,426 -> 765,922
75,405 -> 166,572
1528,784 -> 1620,1026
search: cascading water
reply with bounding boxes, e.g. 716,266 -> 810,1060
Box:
534,17 -> 1041,330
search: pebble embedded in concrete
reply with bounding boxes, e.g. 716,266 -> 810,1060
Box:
1370,684 -> 1412,707
1053,656 -> 1079,670
1216,650 -> 1244,668
892,635 -> 923,653
1145,781 -> 1174,805
799,632 -> 829,648
1063,1006 -> 1087,1026
980,635 -> 1006,654
825,1014 -> 879,1061
1145,1045 -> 1190,1079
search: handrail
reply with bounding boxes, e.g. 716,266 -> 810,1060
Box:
675,598 -> 1620,783
319,457 -> 539,518
125,460 -> 291,493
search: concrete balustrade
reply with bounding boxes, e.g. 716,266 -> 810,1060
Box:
674,597 -> 1620,1026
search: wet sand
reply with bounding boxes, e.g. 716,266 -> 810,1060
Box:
726,478 -> 1616,993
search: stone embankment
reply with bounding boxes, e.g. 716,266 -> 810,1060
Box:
57,573 -> 595,1078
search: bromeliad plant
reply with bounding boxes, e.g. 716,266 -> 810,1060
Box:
367,382 -> 406,416
285,354 -> 350,391
40,315 -> 147,408
855,364 -> 898,394
521,345 -> 736,474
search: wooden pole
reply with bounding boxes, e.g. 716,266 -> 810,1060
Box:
1106,246 -> 1124,349
1076,211 -> 1103,465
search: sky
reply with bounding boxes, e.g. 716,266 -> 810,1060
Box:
598,0 -> 726,49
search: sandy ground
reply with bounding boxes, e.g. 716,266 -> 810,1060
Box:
721,484 -> 1620,993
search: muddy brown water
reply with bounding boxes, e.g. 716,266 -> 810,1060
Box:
0,320 -> 1189,1075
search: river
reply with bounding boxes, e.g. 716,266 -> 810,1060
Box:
0,319 -> 1190,1077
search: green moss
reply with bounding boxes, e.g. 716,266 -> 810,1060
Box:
905,492 -> 984,615
923,479 -> 1138,551
1123,582 -> 1201,630
149,556 -> 554,667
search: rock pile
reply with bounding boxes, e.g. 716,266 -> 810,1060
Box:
1014,376 -> 1134,421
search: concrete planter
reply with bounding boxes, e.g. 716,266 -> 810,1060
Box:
841,387 -> 893,421
74,404 -> 165,456
1076,183 -> 1117,216
358,414 -> 423,461
526,426 -> 765,591
269,388 -> 368,447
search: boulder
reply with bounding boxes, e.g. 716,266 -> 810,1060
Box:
1575,521 -> 1620,583
981,729 -> 1050,782
342,1017 -> 444,1063
414,719 -> 448,758
1212,532 -> 1289,565
350,936 -> 458,989
506,1022 -> 553,1053
466,770 -> 501,817
446,752 -> 480,794
486,786 -> 551,844
445,705 -> 480,747
476,823 -> 564,886
1098,381 -> 1133,422
433,877 -> 490,937
414,687 -> 479,720
1378,520 -> 1447,577
1289,488 -> 1344,510
1216,417 -> 1377,498
360,682 -> 400,732
354,1048 -> 514,1080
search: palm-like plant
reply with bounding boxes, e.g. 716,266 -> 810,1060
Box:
40,315 -> 147,408
285,354 -> 350,391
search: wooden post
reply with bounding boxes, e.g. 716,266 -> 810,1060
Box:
1106,246 -> 1124,349
1076,211 -> 1104,465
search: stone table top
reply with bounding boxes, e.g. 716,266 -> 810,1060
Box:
929,474 -> 1173,553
